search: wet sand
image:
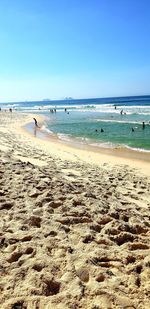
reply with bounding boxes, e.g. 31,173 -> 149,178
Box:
0,112 -> 150,309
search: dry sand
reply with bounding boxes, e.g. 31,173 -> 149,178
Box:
0,112 -> 150,309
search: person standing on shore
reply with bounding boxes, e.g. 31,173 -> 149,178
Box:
33,118 -> 40,128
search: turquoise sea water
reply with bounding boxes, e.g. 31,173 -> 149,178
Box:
1,95 -> 150,151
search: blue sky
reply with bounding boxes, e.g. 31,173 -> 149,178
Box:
0,0 -> 150,102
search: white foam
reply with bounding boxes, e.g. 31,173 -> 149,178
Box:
90,142 -> 150,153
40,125 -> 53,134
125,145 -> 150,153
95,119 -> 145,124
8,101 -> 150,117
57,133 -> 72,142
90,141 -> 118,149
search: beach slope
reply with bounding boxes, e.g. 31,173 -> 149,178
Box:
0,113 -> 150,309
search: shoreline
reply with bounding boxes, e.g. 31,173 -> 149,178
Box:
26,119 -> 150,157
21,113 -> 150,177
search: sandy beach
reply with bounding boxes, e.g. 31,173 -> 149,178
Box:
0,112 -> 150,309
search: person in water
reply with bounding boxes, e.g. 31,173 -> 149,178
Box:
132,127 -> 134,132
101,128 -> 104,132
142,122 -> 145,129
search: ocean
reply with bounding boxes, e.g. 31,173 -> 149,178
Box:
1,95 -> 150,152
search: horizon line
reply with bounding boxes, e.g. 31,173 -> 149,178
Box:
0,94 -> 150,104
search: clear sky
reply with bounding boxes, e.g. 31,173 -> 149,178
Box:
0,0 -> 150,102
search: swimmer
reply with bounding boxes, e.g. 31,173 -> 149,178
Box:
142,122 -> 145,129
101,128 -> 104,132
132,128 -> 134,132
